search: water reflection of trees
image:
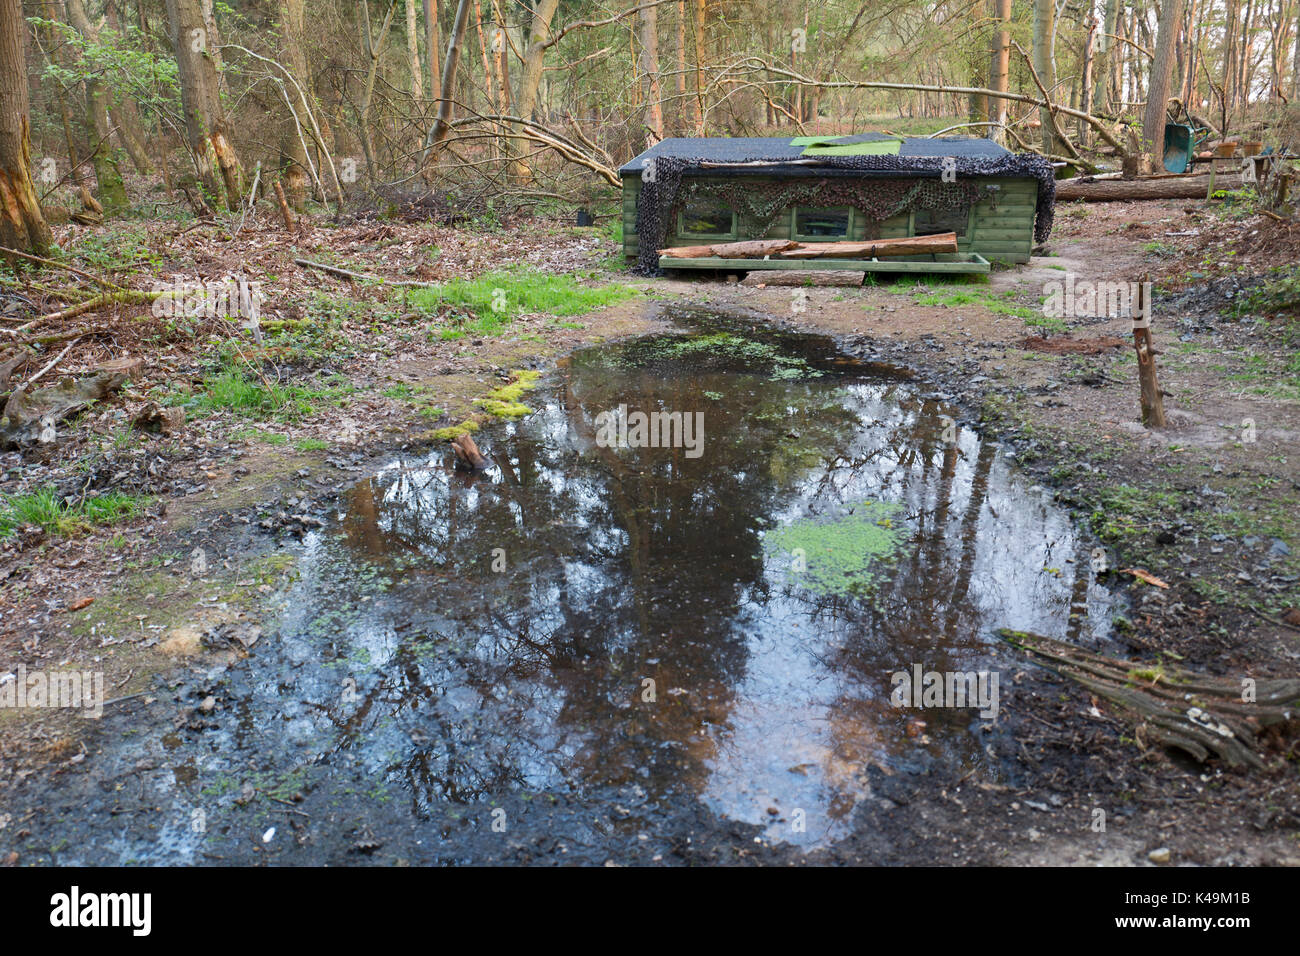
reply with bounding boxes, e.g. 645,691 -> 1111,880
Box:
325,334 -> 1109,816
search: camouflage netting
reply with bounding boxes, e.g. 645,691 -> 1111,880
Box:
673,176 -> 989,243
633,152 -> 1056,275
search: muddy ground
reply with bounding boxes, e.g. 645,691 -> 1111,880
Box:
1,197 -> 1297,866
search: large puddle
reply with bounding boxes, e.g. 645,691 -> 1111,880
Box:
17,306 -> 1122,861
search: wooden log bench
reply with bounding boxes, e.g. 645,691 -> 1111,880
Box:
658,252 -> 991,279
656,232 -> 989,278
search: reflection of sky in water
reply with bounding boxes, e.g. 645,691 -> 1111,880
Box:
165,327 -> 1118,855
700,381 -> 1113,846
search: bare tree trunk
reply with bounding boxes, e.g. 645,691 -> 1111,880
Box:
0,0 -> 52,258
1131,12 -> 1147,104
675,0 -> 688,132
406,0 -> 424,99
423,0 -> 441,102
1293,1 -> 1300,98
199,0 -> 225,84
1032,0 -> 1059,153
360,0 -> 398,186
65,0 -> 129,211
491,0 -> 510,117
1225,0 -> 1242,110
1181,0 -> 1200,106
1096,0 -> 1120,111
425,0 -> 471,156
638,0 -> 664,143
988,0 -> 1012,140
1110,3 -> 1127,107
278,0 -> 309,209
474,0 -> 493,122
1266,0 -> 1291,100
103,0 -> 151,173
1238,0 -> 1257,108
693,0 -> 705,133
508,0 -> 559,182
1080,12 -> 1098,143
970,0 -> 991,123
39,3 -> 87,189
1144,0 -> 1189,169
164,0 -> 242,207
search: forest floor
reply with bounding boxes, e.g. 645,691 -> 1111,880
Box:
1,194 -> 1298,866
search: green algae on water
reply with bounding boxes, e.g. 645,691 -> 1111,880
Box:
627,333 -> 825,381
764,501 -> 906,597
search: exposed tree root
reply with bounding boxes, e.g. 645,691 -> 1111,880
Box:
999,628 -> 1300,769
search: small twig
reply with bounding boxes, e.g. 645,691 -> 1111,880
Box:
267,795 -> 311,818
293,258 -> 438,288
1240,604 -> 1300,633
0,327 -> 105,348
99,690 -> 152,708
25,335 -> 82,387
238,161 -> 262,233
0,246 -> 124,291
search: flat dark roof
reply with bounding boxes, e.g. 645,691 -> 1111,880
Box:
618,136 -> 1012,175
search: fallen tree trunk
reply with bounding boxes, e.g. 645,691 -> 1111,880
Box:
14,289 -> 172,332
658,233 -> 959,260
658,239 -> 799,259
779,233 -> 958,259
1057,173 -> 1243,202
1,364 -> 134,448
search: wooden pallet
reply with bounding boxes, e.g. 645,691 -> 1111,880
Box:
658,252 -> 991,275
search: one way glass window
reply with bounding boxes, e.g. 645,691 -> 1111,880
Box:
679,199 -> 736,237
794,207 -> 851,239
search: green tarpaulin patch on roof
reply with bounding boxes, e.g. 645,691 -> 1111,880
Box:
791,133 -> 903,157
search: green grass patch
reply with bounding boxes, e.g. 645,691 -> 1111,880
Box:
0,488 -> 145,539
1025,313 -> 1069,333
64,228 -> 162,274
409,268 -> 639,335
1088,483 -> 1182,545
914,290 -> 987,308
911,284 -> 1047,326
197,369 -> 350,421
231,427 -> 288,445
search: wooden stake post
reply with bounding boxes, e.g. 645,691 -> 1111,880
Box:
1132,278 -> 1167,427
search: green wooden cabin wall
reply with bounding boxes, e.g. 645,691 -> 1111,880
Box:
622,174 -> 1038,264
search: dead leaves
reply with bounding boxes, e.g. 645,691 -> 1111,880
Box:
1119,567 -> 1169,588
